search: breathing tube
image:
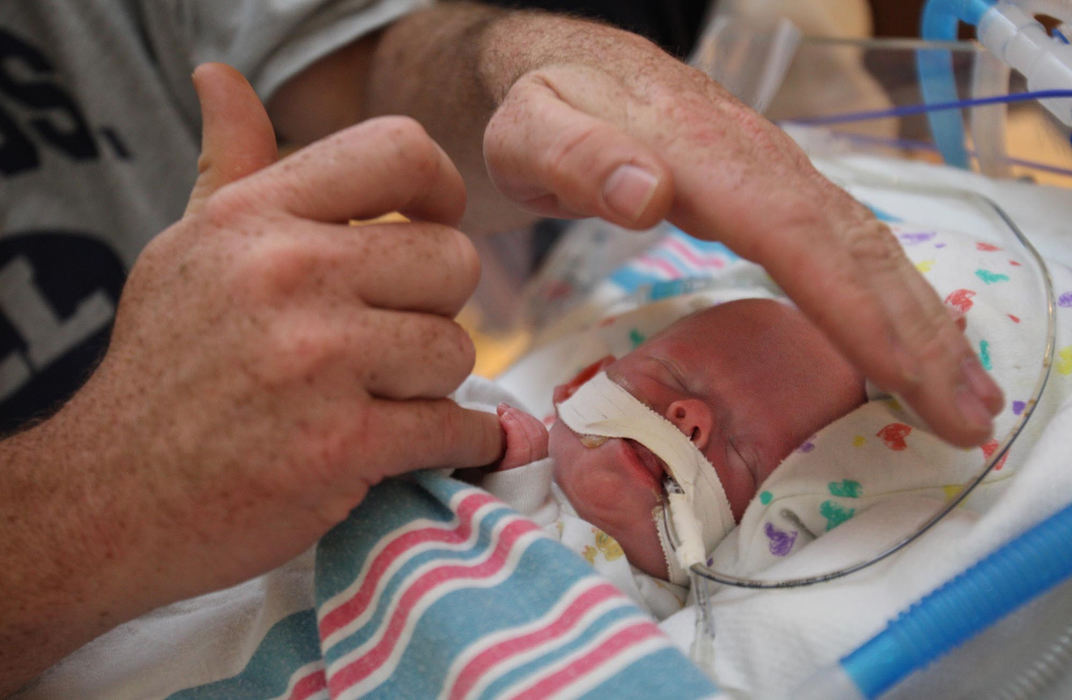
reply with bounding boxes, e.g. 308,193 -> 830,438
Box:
919,0 -> 1072,168
791,501 -> 1072,699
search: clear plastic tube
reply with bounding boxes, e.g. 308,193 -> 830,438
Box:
991,619 -> 1072,699
977,1 -> 1072,125
969,40 -> 1013,176
1009,0 -> 1072,26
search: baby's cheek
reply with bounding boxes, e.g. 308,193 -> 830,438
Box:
548,420 -> 577,464
702,443 -> 759,523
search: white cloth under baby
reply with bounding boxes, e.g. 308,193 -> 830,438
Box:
555,371 -> 736,582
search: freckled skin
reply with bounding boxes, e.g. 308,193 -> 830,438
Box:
0,69 -> 503,694
550,299 -> 867,579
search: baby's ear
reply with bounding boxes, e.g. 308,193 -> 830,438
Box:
552,355 -> 616,404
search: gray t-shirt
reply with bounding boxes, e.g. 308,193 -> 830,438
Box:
0,0 -> 428,431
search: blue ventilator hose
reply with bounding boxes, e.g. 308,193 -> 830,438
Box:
829,501 -> 1072,698
919,0 -> 998,169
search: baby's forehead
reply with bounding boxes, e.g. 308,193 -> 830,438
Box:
611,298 -> 794,393
638,303 -> 748,358
650,297 -> 792,346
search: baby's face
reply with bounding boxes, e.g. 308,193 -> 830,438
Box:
549,298 -> 865,579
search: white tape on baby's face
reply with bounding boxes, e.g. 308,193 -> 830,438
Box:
555,371 -> 735,574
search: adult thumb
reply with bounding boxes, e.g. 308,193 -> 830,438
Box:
184,63 -> 278,217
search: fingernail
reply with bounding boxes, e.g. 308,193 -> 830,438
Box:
603,164 -> 659,223
955,385 -> 993,431
961,356 -> 1002,415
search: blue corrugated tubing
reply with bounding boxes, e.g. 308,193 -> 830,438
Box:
841,501 -> 1072,698
918,0 -> 997,169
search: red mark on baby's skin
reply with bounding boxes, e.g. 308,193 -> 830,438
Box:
553,355 -> 616,405
945,289 -> 976,313
877,423 -> 912,451
980,439 -> 1009,470
977,242 -> 1000,251
598,316 -> 617,327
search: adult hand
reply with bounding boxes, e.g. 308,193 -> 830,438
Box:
474,13 -> 1002,448
0,63 -> 502,692
269,5 -> 1002,445
102,62 -> 504,604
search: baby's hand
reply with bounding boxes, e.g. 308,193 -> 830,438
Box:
497,403 -> 549,469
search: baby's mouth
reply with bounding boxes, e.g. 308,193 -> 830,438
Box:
574,430 -> 671,491
626,439 -> 669,487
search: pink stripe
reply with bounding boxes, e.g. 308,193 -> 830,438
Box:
663,237 -> 727,270
319,491 -> 496,639
636,255 -> 682,278
327,518 -> 540,695
287,668 -> 326,700
448,583 -> 624,700
513,622 -> 664,700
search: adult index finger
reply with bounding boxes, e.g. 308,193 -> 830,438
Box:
240,116 -> 467,226
674,177 -> 1002,447
355,398 -> 505,477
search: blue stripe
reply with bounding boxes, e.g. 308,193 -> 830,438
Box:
609,264 -> 666,292
319,502 -> 519,664
579,647 -> 721,699
867,203 -> 902,223
366,541 -> 617,698
315,476 -> 466,601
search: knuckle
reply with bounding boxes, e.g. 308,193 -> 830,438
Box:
443,320 -> 477,379
368,116 -> 437,169
742,202 -> 828,264
901,309 -> 958,363
844,222 -> 906,271
198,185 -> 254,232
257,316 -> 343,387
420,318 -> 476,389
448,230 -> 482,298
297,427 -> 350,484
543,124 -> 603,178
228,238 -> 321,303
370,114 -> 426,142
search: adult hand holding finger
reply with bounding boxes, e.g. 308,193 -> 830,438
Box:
467,13 -> 1002,447
0,63 -> 501,693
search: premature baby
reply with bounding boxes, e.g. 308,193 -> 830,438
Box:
487,297 -> 868,584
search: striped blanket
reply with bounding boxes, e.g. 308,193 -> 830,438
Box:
171,471 -> 719,699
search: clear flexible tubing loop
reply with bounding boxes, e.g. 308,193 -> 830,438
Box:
689,178 -> 1057,590
1011,0 -> 1072,25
